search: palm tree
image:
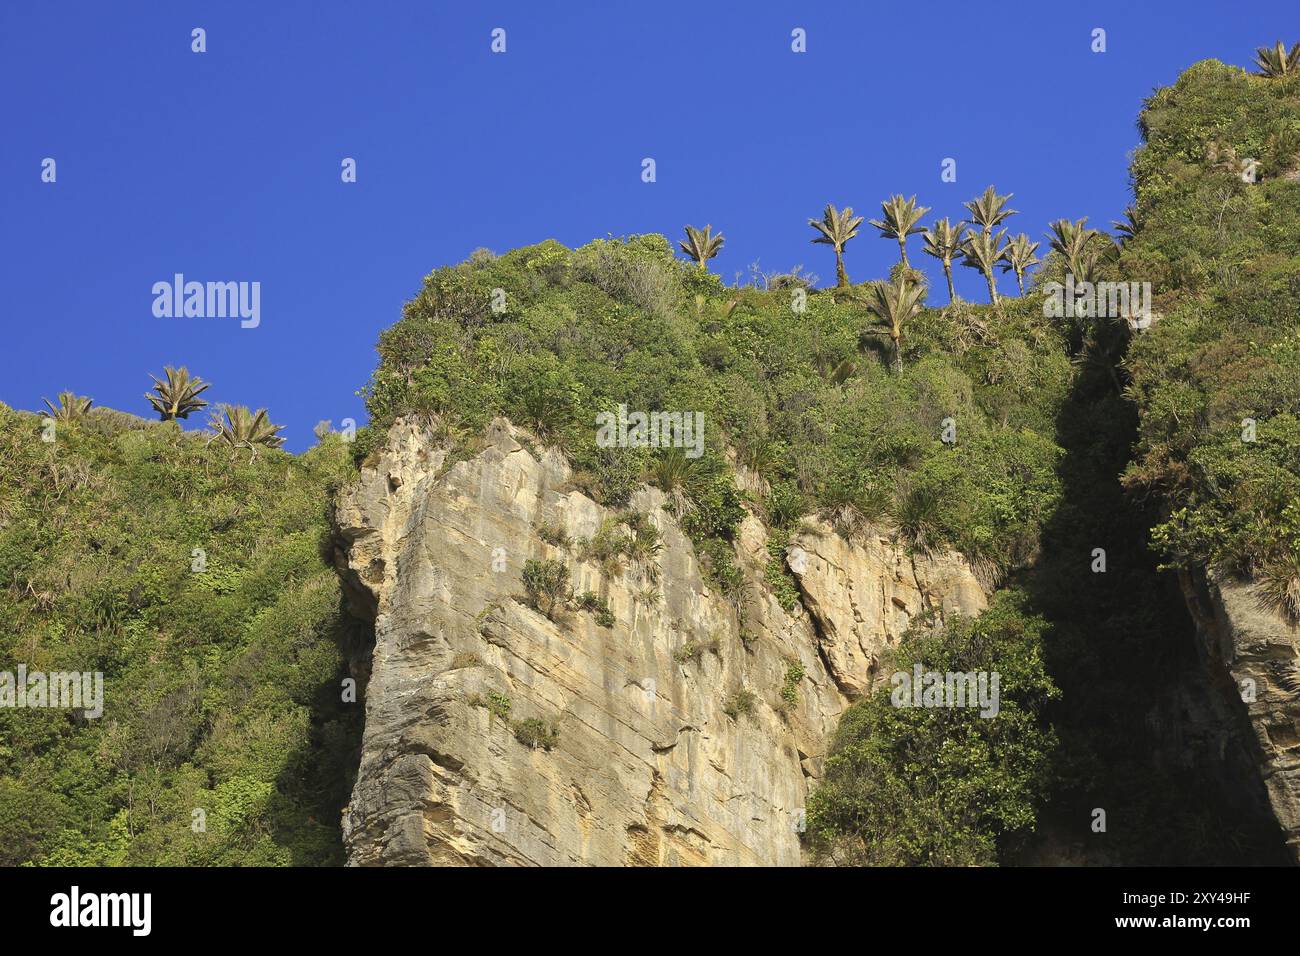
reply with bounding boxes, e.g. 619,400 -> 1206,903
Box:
207,404 -> 285,455
1254,40 -> 1300,77
42,391 -> 93,422
650,446 -> 699,518
1000,234 -> 1041,295
963,185 -> 1017,235
921,218 -> 968,302
863,276 -> 926,371
869,195 -> 930,267
1046,217 -> 1107,280
679,224 -> 724,271
1111,206 -> 1141,245
145,366 -> 211,421
961,229 -> 1010,304
808,204 -> 864,287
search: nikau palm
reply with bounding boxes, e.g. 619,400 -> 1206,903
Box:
1254,40 -> 1300,77
1000,233 -> 1041,295
1112,206 -> 1141,245
207,404 -> 286,454
146,366 -> 211,421
961,229 -> 1010,304
808,203 -> 864,287
679,224 -> 724,271
1046,217 -> 1099,280
869,195 -> 930,267
921,218 -> 968,302
42,391 -> 93,422
863,276 -> 926,371
964,185 -> 1017,235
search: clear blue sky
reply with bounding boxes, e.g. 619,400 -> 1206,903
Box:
2,1 -> 1292,450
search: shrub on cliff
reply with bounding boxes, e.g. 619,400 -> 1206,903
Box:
521,558 -> 570,620
805,592 -> 1058,865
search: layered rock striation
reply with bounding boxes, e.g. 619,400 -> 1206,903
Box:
333,418 -> 986,866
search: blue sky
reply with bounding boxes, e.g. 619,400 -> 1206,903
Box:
2,1 -> 1293,450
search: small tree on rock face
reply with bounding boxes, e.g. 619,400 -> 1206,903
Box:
522,559 -> 570,620
679,224 -> 724,271
808,203 -> 865,287
145,366 -> 210,422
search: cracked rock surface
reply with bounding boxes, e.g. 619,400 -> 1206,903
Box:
334,418 -> 987,866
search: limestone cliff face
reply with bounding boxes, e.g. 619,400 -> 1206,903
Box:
1182,569 -> 1300,861
333,418 -> 986,866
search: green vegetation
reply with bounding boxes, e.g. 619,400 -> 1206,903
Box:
536,518 -> 570,550
6,43 -> 1295,868
521,559 -> 570,620
0,403 -> 363,865
779,659 -> 805,710
512,717 -> 560,751
42,392 -> 94,423
806,594 -> 1057,865
1254,40 -> 1300,77
921,218 -> 967,302
672,633 -> 721,665
575,591 -> 615,628
679,224 -> 725,270
469,691 -> 559,751
808,203 -> 864,287
207,405 -> 287,454
359,230 -> 1070,587
1120,58 -> 1300,620
144,366 -> 210,422
869,194 -> 929,267
722,689 -> 757,721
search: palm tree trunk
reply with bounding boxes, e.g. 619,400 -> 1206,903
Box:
1015,270 -> 1025,295
944,262 -> 956,302
835,249 -> 847,287
891,329 -> 903,371
898,238 -> 909,267
986,270 -> 999,304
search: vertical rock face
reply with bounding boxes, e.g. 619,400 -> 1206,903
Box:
333,418 -> 988,866
1183,570 -> 1300,861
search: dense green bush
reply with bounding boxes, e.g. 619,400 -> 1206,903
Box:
521,559 -> 570,619
806,593 -> 1058,865
361,233 -> 1072,581
0,405 -> 364,866
1122,59 -> 1300,614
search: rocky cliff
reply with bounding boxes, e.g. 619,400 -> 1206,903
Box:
332,418 -> 986,866
1181,569 -> 1300,861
